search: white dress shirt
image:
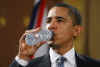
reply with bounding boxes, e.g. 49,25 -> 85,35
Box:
49,48 -> 76,67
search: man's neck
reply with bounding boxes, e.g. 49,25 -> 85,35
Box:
53,41 -> 73,55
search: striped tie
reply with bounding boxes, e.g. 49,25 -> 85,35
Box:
56,56 -> 66,67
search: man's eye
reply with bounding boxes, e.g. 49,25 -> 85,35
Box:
46,19 -> 51,23
57,20 -> 64,23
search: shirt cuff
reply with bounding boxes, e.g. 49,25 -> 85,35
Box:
15,56 -> 29,66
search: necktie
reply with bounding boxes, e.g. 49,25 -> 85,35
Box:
56,56 -> 66,67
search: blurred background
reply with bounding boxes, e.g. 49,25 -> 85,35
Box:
0,0 -> 100,67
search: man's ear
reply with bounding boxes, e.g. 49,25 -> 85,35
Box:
73,25 -> 83,37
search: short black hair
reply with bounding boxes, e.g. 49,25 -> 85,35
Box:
53,3 -> 82,25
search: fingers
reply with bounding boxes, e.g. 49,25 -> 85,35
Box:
19,41 -> 45,58
18,27 -> 45,59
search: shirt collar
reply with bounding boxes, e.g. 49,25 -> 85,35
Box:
49,48 -> 76,65
49,48 -> 61,63
63,48 -> 76,65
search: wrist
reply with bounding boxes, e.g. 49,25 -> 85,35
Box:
17,53 -> 32,61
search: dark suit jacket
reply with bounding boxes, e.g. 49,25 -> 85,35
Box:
10,53 -> 100,67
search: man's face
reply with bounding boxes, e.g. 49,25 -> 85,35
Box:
46,7 -> 78,47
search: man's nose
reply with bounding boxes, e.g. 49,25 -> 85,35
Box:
47,21 -> 57,30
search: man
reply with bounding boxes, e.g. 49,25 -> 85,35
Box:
10,3 -> 100,67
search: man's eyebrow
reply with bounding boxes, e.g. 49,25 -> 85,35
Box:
55,16 -> 65,20
46,16 -> 66,20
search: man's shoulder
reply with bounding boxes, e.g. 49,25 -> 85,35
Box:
83,55 -> 100,64
77,54 -> 100,65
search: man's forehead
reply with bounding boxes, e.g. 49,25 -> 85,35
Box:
47,7 -> 69,18
48,7 -> 56,17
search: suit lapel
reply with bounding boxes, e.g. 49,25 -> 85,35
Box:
75,53 -> 87,67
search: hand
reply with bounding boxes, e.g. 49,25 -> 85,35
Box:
17,28 -> 45,61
